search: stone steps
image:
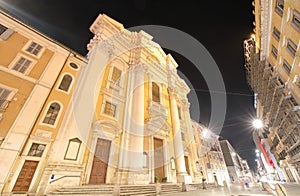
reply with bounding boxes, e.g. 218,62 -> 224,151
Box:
161,184 -> 182,194
119,185 -> 156,195
48,183 -> 185,196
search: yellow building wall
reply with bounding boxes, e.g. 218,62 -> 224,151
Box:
26,49 -> 54,79
0,31 -> 55,80
0,32 -> 28,66
31,59 -> 80,139
0,71 -> 34,138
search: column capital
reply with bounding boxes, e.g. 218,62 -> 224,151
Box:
180,99 -> 190,111
168,87 -> 178,98
130,63 -> 148,74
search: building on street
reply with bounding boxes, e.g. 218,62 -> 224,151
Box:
243,0 -> 300,183
0,11 -> 235,195
192,121 -> 230,186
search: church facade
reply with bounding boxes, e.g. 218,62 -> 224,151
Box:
0,12 -> 229,195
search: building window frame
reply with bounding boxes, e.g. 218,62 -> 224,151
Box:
0,23 -> 14,40
0,84 -> 18,112
291,9 -> 300,32
152,82 -> 161,103
272,26 -> 281,41
27,143 -> 46,157
100,96 -> 119,120
69,62 -> 79,70
103,101 -> 116,117
275,0 -> 284,17
8,54 -> 36,75
282,59 -> 291,75
0,23 -> 7,35
107,64 -> 125,92
41,101 -> 63,127
286,39 -> 297,57
57,73 -> 74,93
110,66 -> 122,86
22,40 -> 44,58
271,45 -> 278,58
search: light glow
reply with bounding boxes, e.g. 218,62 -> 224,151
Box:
202,129 -> 209,138
253,119 -> 263,129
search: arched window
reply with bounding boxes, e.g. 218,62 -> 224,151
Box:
152,82 -> 160,103
42,102 -> 61,125
58,74 -> 72,92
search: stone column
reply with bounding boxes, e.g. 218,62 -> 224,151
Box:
128,64 -> 145,170
168,87 -> 188,182
118,64 -> 147,184
183,100 -> 201,182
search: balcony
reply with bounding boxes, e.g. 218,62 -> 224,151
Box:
263,77 -> 277,114
145,101 -> 169,135
260,67 -> 272,107
273,95 -> 291,127
269,82 -> 285,126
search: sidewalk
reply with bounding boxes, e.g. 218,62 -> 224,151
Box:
164,184 -> 271,196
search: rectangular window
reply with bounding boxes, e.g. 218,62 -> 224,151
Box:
271,45 -> 278,58
0,24 -> 7,35
111,67 -> 122,85
287,39 -> 297,57
28,143 -> 46,157
283,60 -> 291,75
12,57 -> 32,74
0,87 -> 12,111
104,101 -> 116,117
272,27 -> 281,41
275,0 -> 284,16
0,23 -> 13,40
292,10 -> 300,32
26,41 -> 43,56
207,162 -> 211,169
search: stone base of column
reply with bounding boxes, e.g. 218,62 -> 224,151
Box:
114,171 -> 129,185
114,170 -> 149,185
176,173 -> 192,184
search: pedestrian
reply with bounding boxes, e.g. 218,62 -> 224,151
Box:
202,177 -> 206,189
240,177 -> 244,189
244,177 -> 249,188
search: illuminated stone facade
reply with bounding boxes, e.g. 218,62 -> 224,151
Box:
244,0 -> 300,183
191,121 -> 230,186
0,10 -> 234,195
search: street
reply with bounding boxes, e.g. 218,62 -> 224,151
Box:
165,184 -> 271,196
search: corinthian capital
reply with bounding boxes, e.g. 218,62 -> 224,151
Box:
168,87 -> 178,98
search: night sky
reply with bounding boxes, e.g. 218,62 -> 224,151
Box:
0,0 -> 257,170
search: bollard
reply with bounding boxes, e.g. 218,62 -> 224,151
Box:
182,182 -> 187,192
155,182 -> 161,195
113,183 -> 120,196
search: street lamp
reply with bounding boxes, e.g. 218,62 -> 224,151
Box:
202,129 -> 209,138
252,119 -> 263,129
